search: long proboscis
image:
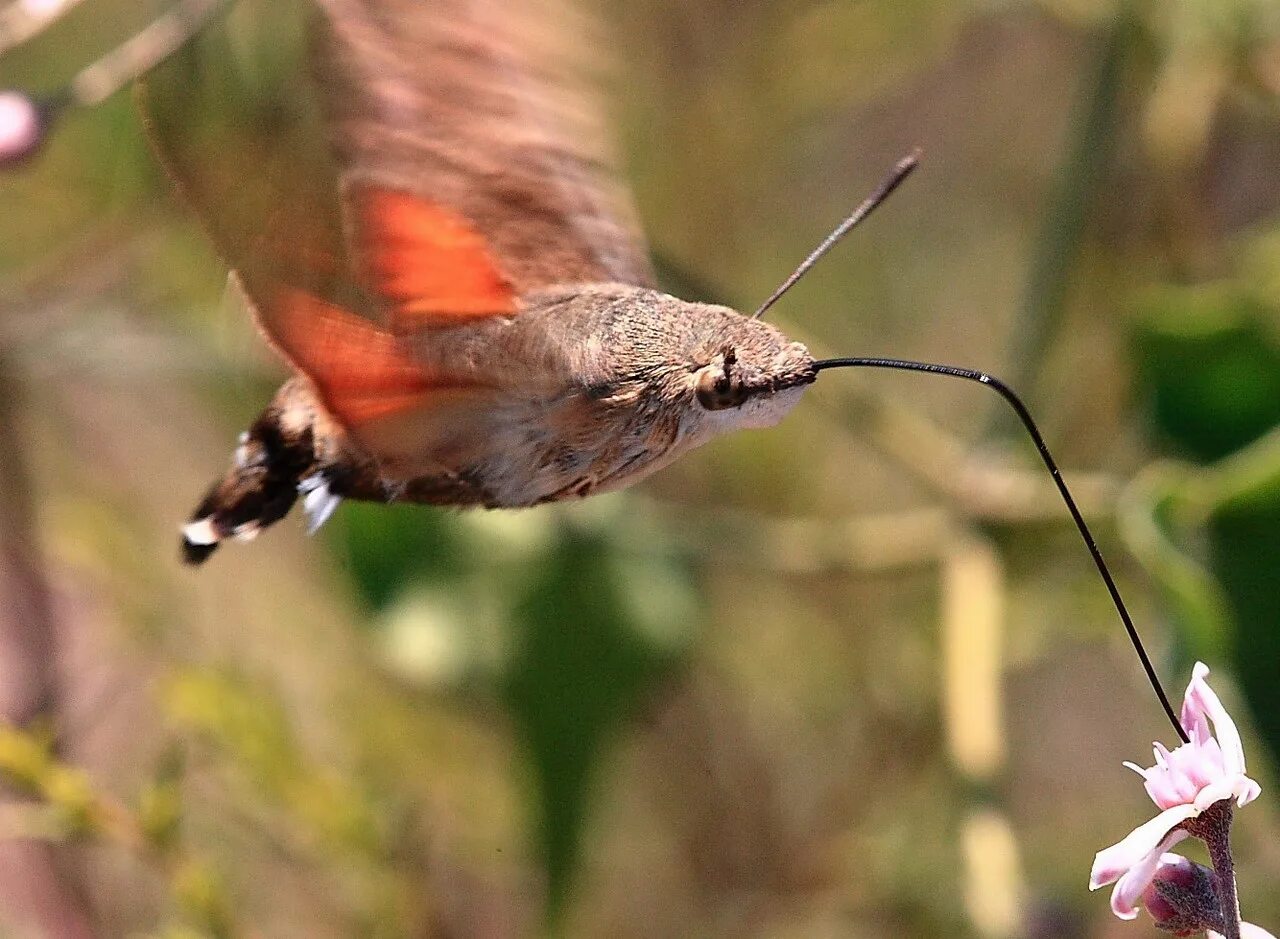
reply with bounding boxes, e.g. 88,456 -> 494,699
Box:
758,152 -> 1185,741
813,356 -> 1188,743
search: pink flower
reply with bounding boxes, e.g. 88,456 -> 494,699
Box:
1212,926 -> 1279,939
1090,663 -> 1261,920
0,91 -> 44,166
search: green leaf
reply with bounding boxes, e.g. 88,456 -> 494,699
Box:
1132,287 -> 1280,463
503,522 -> 691,923
330,502 -> 472,612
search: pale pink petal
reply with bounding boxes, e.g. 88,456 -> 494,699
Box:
1109,830 -> 1189,919
1123,761 -> 1150,782
1181,662 -> 1210,724
1186,662 -> 1248,776
1192,737 -> 1228,781
1194,779 -> 1240,812
1144,772 -> 1187,810
1235,774 -> 1262,807
1090,804 -> 1200,889
1211,926 -> 1279,939
1183,708 -> 1212,746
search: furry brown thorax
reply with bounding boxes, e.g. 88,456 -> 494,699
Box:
181,285 -> 814,562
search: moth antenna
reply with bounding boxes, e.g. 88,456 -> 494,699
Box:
813,356 -> 1189,744
752,148 -> 921,320
0,0 -> 222,166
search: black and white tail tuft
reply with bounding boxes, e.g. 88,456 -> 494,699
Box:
180,409 -> 334,565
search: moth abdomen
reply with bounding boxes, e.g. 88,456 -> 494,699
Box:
180,392 -> 332,565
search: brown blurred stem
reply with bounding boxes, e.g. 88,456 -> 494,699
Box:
0,0 -> 87,55
0,362 -> 58,728
69,0 -> 223,106
0,359 -> 95,937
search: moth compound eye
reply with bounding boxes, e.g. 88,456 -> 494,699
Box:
695,364 -> 748,410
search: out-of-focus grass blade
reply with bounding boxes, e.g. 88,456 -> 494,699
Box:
1117,464 -> 1233,668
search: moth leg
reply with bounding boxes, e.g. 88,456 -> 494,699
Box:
297,473 -> 342,534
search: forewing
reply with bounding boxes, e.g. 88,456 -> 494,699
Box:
140,3 -> 352,319
142,0 -> 651,457
316,0 -> 655,325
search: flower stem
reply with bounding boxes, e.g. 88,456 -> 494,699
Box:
1194,801 -> 1242,939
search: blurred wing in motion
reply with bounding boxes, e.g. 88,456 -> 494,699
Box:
319,0 -> 655,321
141,0 -> 652,433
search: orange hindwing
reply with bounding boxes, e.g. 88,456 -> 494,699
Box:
351,186 -> 520,328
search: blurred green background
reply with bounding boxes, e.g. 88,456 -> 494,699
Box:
3,0 -> 1280,936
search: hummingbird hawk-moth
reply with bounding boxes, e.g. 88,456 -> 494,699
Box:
124,0 -> 1185,733
144,0 -> 822,564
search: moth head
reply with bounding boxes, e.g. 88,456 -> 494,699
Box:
682,307 -> 815,430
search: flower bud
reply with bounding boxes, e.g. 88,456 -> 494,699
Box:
1143,854 -> 1224,936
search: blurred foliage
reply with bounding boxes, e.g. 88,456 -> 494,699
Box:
1132,287 -> 1280,463
1209,472 -> 1280,776
2,0 -> 1280,937
335,501 -> 697,922
503,524 -> 690,921
1128,285 -> 1280,770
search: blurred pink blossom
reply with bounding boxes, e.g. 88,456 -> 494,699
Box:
1212,925 -> 1279,939
1090,663 -> 1260,920
0,91 -> 43,166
